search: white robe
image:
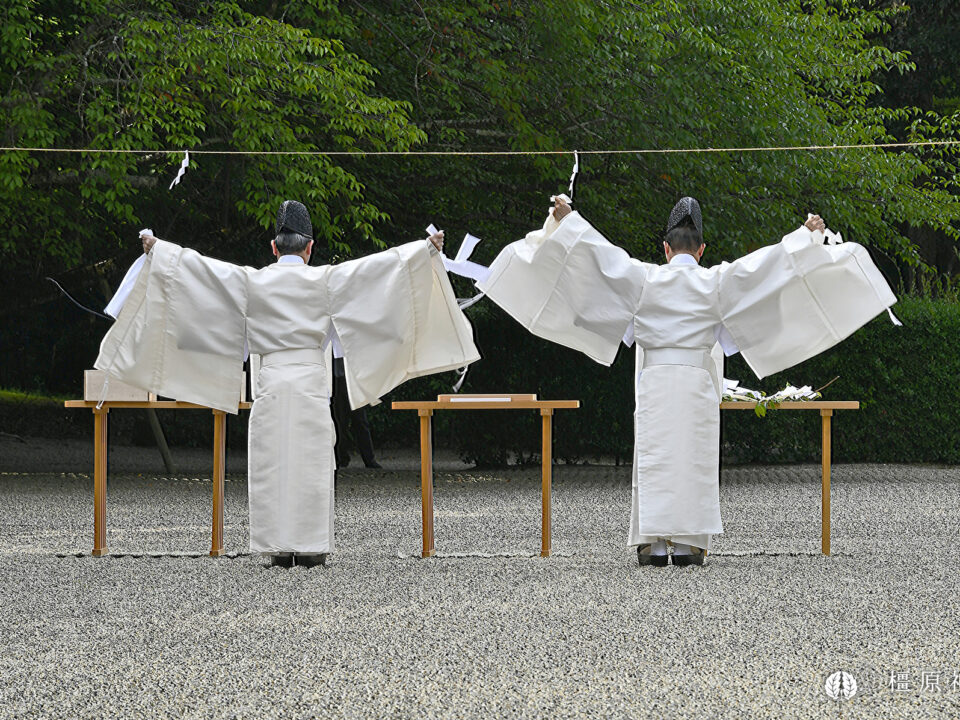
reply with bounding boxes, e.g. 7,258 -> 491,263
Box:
478,211 -> 897,548
95,239 -> 480,553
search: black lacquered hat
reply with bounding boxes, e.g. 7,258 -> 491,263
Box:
275,200 -> 313,239
666,196 -> 702,236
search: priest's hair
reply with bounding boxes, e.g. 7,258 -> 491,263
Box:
664,218 -> 702,253
274,229 -> 311,255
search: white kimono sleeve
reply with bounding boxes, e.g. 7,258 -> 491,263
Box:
327,240 -> 480,409
718,226 -> 898,379
94,239 -> 249,413
478,210 -> 649,365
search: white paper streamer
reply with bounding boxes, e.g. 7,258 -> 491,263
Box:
567,150 -> 579,200
104,253 -> 147,318
443,233 -> 491,283
168,150 -> 190,190
96,373 -> 110,410
452,365 -> 469,392
806,213 -> 843,245
454,233 -> 481,264
457,292 -> 485,310
548,151 -> 578,212
428,225 -> 492,283
887,308 -> 903,326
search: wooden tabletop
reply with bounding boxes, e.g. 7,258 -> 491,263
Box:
392,399 -> 580,411
719,400 -> 859,410
65,400 -> 252,410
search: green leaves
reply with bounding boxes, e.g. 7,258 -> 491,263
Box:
343,0 -> 958,272
0,0 -> 423,286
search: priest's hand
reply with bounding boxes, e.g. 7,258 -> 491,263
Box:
804,214 -> 826,233
428,230 -> 444,253
553,197 -> 572,221
141,234 -> 158,254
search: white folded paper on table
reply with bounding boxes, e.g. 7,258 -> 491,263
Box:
449,397 -> 511,403
722,381 -> 818,402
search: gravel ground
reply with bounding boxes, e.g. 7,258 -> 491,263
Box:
1,435 -> 959,718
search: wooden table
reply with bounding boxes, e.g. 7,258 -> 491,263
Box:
64,400 -> 251,557
391,395 -> 579,558
721,400 -> 859,555
393,396 -> 856,559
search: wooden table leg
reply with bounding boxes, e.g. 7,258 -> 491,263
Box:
419,410 -> 435,558
210,410 -> 226,557
541,409 -> 553,557
821,409 -> 832,556
92,407 -> 109,556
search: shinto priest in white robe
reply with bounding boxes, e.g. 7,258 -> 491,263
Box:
95,232 -> 479,555
477,202 -> 897,551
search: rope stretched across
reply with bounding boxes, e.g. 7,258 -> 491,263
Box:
1,140 -> 959,157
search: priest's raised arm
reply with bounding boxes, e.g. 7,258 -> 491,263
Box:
95,236 -> 250,413
717,221 -> 898,379
479,198 -> 898,380
327,237 -> 480,410
477,201 -> 651,365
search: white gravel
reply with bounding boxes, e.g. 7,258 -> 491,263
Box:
1,452 -> 958,718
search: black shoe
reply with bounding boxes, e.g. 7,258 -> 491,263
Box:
364,460 -> 383,469
295,553 -> 327,568
637,544 -> 668,567
672,547 -> 705,567
337,456 -> 350,469
269,553 -> 294,568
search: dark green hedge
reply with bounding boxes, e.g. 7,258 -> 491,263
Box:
370,295 -> 960,465
7,296 -> 956,467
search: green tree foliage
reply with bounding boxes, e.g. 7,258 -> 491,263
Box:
346,0 -> 959,271
0,0 -> 423,283
340,1 -> 960,465
872,0 -> 960,279
878,0 -> 960,115
3,0 -> 960,428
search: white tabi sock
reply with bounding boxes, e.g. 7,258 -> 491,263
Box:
673,543 -> 692,556
650,539 -> 667,556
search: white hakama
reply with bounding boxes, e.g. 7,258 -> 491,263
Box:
248,348 -> 335,553
629,355 -> 721,551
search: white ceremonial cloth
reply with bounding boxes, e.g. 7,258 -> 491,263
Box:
478,211 -> 647,366
248,347 -> 335,553
96,239 -> 480,553
626,255 -> 725,547
96,240 -> 248,412
104,254 -> 147,318
98,239 -> 479,411
480,210 -> 897,546
718,225 -> 897,379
